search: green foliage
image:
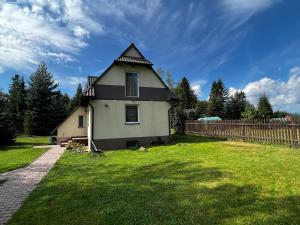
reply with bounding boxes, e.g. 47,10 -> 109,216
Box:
207,79 -> 229,119
69,84 -> 83,111
65,141 -> 88,154
196,100 -> 208,118
242,102 -> 257,119
225,91 -> 247,119
24,62 -> 59,135
257,94 -> 273,119
0,91 -> 16,145
9,135 -> 300,225
7,74 -> 26,133
273,110 -> 287,118
175,77 -> 197,109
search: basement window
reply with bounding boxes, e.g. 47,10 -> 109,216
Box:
78,115 -> 84,128
126,140 -> 139,149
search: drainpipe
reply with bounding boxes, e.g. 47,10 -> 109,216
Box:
88,102 -> 94,150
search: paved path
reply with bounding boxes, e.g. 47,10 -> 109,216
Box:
0,145 -> 64,225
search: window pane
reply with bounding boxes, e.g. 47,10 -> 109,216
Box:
126,73 -> 138,96
78,115 -> 84,127
126,106 -> 138,122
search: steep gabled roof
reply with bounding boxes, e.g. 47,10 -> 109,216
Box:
82,43 -> 178,101
115,43 -> 153,66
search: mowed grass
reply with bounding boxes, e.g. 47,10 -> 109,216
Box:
0,136 -> 49,173
9,135 -> 300,225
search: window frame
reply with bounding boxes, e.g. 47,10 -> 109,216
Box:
125,105 -> 139,125
78,115 -> 84,128
125,72 -> 139,97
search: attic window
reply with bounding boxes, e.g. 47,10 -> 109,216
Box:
78,115 -> 84,128
125,72 -> 138,97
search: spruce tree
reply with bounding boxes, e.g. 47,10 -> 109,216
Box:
24,62 -> 58,135
207,79 -> 228,118
69,84 -> 83,111
7,74 -> 26,133
175,77 -> 197,109
0,91 -> 16,145
225,91 -> 247,119
196,100 -> 208,118
257,94 -> 273,119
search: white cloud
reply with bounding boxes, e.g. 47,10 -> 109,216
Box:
221,0 -> 278,15
191,80 -> 207,97
229,67 -> 300,112
0,1 -> 103,71
55,75 -> 86,87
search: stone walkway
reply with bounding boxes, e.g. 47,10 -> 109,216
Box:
0,145 -> 64,225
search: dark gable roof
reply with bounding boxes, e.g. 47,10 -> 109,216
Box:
115,56 -> 152,65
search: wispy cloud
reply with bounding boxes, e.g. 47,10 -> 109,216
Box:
229,67 -> 300,112
191,79 -> 207,97
55,75 -> 86,87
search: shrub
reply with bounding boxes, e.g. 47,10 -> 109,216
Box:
65,141 -> 88,154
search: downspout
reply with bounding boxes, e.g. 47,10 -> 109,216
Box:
88,102 -> 95,150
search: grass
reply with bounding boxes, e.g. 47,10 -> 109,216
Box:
9,135 -> 300,225
0,136 -> 49,173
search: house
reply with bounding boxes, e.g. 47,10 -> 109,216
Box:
55,43 -> 177,150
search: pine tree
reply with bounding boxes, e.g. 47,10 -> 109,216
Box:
225,91 -> 247,119
24,62 -> 58,135
7,74 -> 26,133
166,70 -> 174,90
0,91 -> 16,145
257,94 -> 273,119
69,84 -> 83,111
207,79 -> 228,118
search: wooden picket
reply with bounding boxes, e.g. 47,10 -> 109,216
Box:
184,119 -> 300,147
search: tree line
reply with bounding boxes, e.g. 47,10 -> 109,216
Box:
0,62 -> 84,145
156,67 -> 289,133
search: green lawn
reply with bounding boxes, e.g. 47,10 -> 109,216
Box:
0,136 -> 49,173
9,135 -> 300,225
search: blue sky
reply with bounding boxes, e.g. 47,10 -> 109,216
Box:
1,0 -> 300,112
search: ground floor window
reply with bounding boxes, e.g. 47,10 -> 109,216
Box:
125,105 -> 138,123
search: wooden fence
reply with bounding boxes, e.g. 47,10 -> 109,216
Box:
184,120 -> 300,147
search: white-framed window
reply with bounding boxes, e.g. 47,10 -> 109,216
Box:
125,72 -> 138,97
125,105 -> 139,124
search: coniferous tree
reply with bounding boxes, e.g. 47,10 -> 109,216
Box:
196,100 -> 208,118
225,91 -> 247,119
69,84 -> 83,111
207,79 -> 228,118
24,62 -> 58,135
0,91 -> 16,145
175,77 -> 197,109
7,74 -> 26,133
257,94 -> 273,119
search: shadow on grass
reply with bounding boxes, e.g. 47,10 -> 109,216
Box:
9,159 -> 300,225
167,134 -> 226,146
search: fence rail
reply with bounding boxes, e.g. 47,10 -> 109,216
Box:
184,120 -> 300,147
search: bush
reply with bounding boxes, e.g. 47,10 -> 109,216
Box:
65,141 -> 88,154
